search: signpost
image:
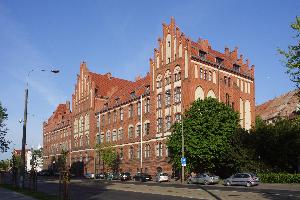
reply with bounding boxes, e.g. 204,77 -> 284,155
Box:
181,157 -> 186,167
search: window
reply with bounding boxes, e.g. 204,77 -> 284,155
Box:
228,77 -> 231,87
130,91 -> 136,99
79,136 -> 83,147
174,87 -> 181,103
106,131 -> 111,142
96,115 -> 100,128
144,122 -> 150,135
200,68 -> 203,79
199,50 -> 206,59
86,135 -> 89,146
225,93 -> 230,106
129,104 -> 133,118
208,71 -> 212,81
156,142 -> 163,157
118,129 -> 123,141
128,126 -> 134,139
119,147 -> 123,159
96,134 -> 101,144
174,71 -> 181,82
145,144 -> 150,158
129,146 -> 134,159
216,57 -> 223,65
100,133 -> 104,143
233,64 -> 240,72
113,110 -> 117,123
136,124 -> 141,137
157,118 -> 163,132
165,72 -> 171,85
165,116 -> 171,131
145,98 -> 150,113
137,144 -> 141,159
112,130 -> 117,141
108,112 -> 111,124
101,115 -> 105,127
204,70 -> 207,80
224,76 -> 227,85
165,90 -> 171,106
156,77 -> 162,89
137,101 -> 141,116
157,94 -> 162,108
120,108 -> 124,121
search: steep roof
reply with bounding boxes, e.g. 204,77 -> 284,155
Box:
256,90 -> 299,121
100,74 -> 150,112
89,72 -> 132,98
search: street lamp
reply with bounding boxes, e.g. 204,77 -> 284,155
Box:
20,68 -> 59,188
181,115 -> 184,183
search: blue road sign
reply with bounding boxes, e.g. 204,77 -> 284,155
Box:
181,157 -> 186,166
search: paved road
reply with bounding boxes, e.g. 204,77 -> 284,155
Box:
37,178 -> 300,200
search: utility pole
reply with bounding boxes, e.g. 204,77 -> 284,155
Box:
181,115 -> 184,183
20,88 -> 28,188
140,95 -> 143,172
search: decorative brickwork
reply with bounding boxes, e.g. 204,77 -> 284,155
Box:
43,18 -> 255,177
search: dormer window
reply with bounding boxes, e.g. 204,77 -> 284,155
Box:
115,97 -> 120,104
199,50 -> 206,59
130,91 -> 136,99
104,103 -> 108,109
146,85 -> 150,93
216,57 -> 224,65
233,64 -> 240,72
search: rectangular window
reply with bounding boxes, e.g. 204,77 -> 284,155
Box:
128,127 -> 134,139
144,123 -> 150,135
174,72 -> 181,82
129,147 -> 134,159
224,76 -> 227,85
137,144 -> 141,159
174,87 -> 181,103
157,118 -> 163,132
136,125 -> 141,137
165,116 -> 171,131
113,110 -> 117,123
157,94 -> 162,108
108,112 -> 111,124
156,80 -> 162,89
228,77 -> 231,87
200,68 -> 203,79
137,101 -> 141,116
101,115 -> 105,127
165,90 -> 171,106
120,108 -> 124,121
199,50 -> 206,59
100,133 -> 104,143
145,144 -> 150,158
208,71 -> 212,81
112,131 -> 117,141
129,104 -> 133,118
118,129 -> 123,140
145,98 -> 150,113
204,70 -> 207,80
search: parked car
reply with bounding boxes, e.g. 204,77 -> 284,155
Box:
95,172 -> 107,179
84,172 -> 95,179
120,172 -> 131,181
37,170 -> 50,176
187,173 -> 219,185
224,173 -> 259,187
106,172 -> 120,180
133,173 -> 152,182
155,173 -> 169,183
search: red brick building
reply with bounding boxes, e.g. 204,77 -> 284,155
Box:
43,18 -> 255,176
43,101 -> 72,169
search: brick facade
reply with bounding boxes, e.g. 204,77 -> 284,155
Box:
43,18 -> 255,177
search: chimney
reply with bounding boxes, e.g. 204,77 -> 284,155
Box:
225,47 -> 230,56
135,75 -> 142,81
66,101 -> 70,111
106,72 -> 112,80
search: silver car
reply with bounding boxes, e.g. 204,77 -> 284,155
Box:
187,173 -> 219,185
155,173 -> 169,183
225,173 -> 259,187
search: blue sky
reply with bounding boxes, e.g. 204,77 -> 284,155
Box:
0,0 -> 299,159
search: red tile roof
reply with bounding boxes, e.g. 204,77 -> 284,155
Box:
100,73 -> 150,111
256,90 -> 299,121
89,72 -> 132,98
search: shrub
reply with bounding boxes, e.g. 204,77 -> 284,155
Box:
258,173 -> 300,183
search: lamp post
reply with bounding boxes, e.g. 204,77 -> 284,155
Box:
181,115 -> 184,183
20,68 -> 59,188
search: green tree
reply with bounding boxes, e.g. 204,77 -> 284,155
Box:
0,102 -> 10,153
0,159 -> 10,171
167,98 -> 239,173
96,143 -> 119,172
278,16 -> 300,89
30,148 -> 42,172
57,149 -> 68,171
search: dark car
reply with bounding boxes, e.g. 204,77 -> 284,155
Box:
95,172 -> 107,179
120,172 -> 131,181
133,173 -> 152,182
106,172 -> 120,180
37,170 -> 50,176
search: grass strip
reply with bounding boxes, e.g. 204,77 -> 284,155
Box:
0,184 -> 59,200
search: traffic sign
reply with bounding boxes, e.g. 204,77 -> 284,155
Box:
181,157 -> 186,166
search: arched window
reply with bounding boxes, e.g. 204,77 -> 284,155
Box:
106,131 -> 111,142
207,90 -> 216,98
195,86 -> 204,100
174,66 -> 181,82
129,146 -> 134,159
225,93 -> 230,106
112,130 -> 117,141
165,70 -> 171,85
156,74 -> 162,89
128,125 -> 134,139
118,128 -> 123,141
245,100 -> 251,130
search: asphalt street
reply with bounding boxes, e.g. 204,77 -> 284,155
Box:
36,178 -> 300,200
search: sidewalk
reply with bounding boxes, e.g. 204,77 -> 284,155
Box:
0,187 -> 37,200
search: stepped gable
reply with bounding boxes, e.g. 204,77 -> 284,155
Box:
256,90 -> 299,121
191,40 -> 254,79
47,103 -> 67,122
88,72 -> 132,98
103,74 -> 150,110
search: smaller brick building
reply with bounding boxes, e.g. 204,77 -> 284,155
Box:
43,101 -> 72,169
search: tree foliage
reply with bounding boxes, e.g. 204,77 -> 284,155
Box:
30,148 -> 42,171
96,143 -> 120,172
167,98 -> 240,173
278,16 -> 300,89
0,102 -> 10,153
0,159 -> 10,171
